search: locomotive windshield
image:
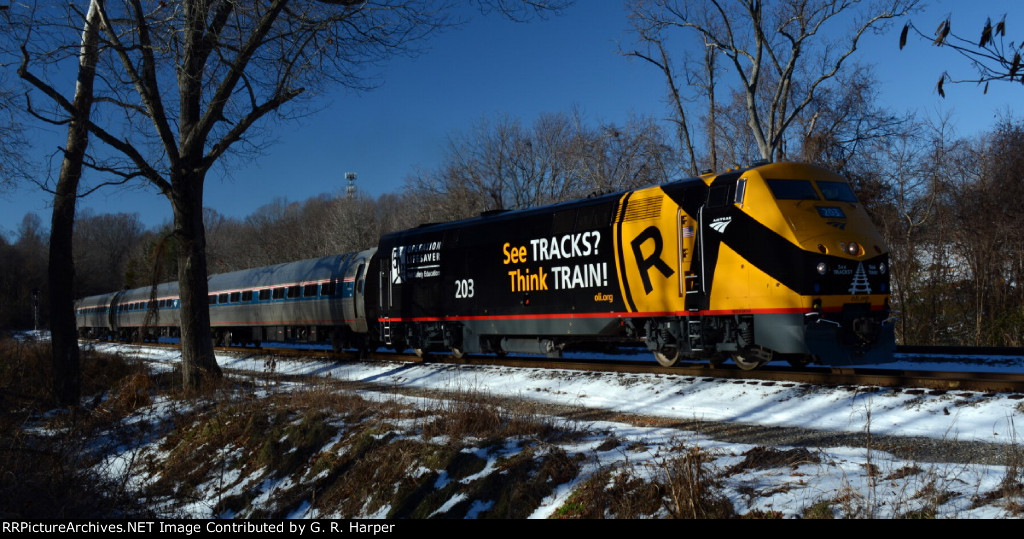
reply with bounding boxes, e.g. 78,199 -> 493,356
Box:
817,181 -> 858,203
767,178 -> 859,203
766,179 -> 818,200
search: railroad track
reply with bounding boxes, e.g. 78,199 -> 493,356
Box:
88,339 -> 1024,395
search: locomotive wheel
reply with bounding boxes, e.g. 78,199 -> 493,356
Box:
731,351 -> 763,371
653,347 -> 680,367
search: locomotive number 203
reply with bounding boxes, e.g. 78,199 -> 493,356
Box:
455,278 -> 475,299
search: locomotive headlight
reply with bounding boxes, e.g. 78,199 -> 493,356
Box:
844,241 -> 860,256
816,262 -> 828,275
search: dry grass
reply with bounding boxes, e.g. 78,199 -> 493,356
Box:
418,389 -> 565,443
660,446 -> 735,518
554,443 -> 734,519
555,467 -> 664,518
143,381 -> 585,518
0,337 -> 159,518
970,433 -> 1024,515
726,446 -> 820,474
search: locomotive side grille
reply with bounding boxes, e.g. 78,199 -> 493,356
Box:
619,195 -> 662,222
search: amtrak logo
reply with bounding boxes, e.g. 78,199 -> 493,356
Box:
709,217 -> 732,233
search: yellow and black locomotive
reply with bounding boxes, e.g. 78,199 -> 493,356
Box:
376,161 -> 893,367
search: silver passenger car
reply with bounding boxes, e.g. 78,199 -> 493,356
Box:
76,248 -> 376,350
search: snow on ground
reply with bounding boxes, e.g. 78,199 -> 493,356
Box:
82,342 -> 1024,518
100,342 -> 1024,444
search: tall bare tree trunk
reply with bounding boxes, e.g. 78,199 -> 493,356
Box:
172,172 -> 221,390
48,0 -> 102,406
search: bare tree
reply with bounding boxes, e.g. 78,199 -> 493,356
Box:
625,10 -> 718,174
9,0 -> 104,405
941,119 -> 1024,345
0,81 -> 30,194
73,210 -> 145,296
11,0 -> 567,391
628,0 -> 920,162
0,6 -> 31,194
405,111 -> 675,223
575,114 -> 677,192
796,65 -> 913,183
0,214 -> 48,331
900,14 -> 1024,96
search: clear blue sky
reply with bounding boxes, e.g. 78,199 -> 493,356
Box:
1,0 -> 1020,239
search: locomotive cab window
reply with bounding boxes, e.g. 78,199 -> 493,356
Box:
767,179 -> 820,200
817,181 -> 858,203
707,184 -> 733,208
